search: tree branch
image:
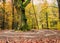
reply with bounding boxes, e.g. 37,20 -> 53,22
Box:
23,0 -> 30,7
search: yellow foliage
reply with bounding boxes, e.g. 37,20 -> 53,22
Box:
0,0 -> 60,30
25,0 -> 59,30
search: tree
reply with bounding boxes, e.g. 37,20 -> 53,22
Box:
57,0 -> 60,29
12,0 -> 15,29
14,0 -> 30,31
2,0 -> 5,29
57,0 -> 60,21
32,0 -> 39,29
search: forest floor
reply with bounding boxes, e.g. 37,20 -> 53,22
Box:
0,29 -> 60,43
0,29 -> 60,39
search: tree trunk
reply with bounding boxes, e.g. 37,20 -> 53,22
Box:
32,0 -> 39,29
12,0 -> 15,29
2,0 -> 5,30
57,0 -> 60,21
14,0 -> 30,31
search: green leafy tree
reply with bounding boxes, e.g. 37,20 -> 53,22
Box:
14,0 -> 30,31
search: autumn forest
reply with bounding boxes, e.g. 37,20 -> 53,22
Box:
0,0 -> 60,31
